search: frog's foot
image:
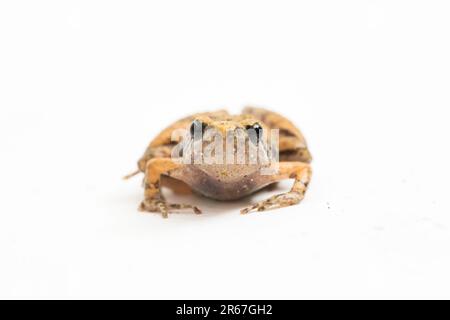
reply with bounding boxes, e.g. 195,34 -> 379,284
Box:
139,198 -> 202,218
123,169 -> 141,180
240,191 -> 304,215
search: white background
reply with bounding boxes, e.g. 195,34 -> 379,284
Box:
1,1 -> 449,299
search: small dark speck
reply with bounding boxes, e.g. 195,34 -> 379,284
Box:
326,202 -> 331,209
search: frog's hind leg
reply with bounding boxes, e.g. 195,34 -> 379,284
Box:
123,145 -> 175,180
138,145 -> 175,173
240,162 -> 312,214
279,148 -> 312,163
140,158 -> 201,218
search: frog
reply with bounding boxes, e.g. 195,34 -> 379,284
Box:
125,107 -> 312,218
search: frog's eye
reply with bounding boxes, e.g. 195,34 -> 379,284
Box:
190,120 -> 207,138
246,123 -> 263,144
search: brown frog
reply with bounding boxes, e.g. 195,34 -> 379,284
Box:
125,107 -> 312,218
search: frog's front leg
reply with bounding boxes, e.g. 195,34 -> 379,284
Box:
140,158 -> 202,218
240,162 -> 312,214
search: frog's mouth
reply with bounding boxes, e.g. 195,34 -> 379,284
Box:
194,163 -> 263,182
178,164 -> 269,201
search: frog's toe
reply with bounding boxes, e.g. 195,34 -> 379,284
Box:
140,199 -> 169,218
240,192 -> 303,215
168,203 -> 202,215
240,204 -> 258,215
139,199 -> 201,218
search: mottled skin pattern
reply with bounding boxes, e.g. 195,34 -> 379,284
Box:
126,107 -> 312,218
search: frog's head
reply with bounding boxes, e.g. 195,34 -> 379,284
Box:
181,115 -> 275,182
